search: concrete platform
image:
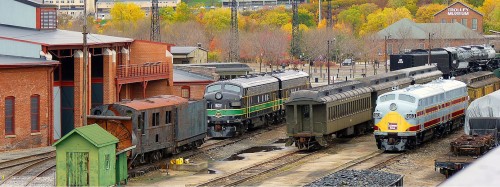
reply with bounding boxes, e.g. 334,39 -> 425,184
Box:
170,162 -> 208,172
0,146 -> 55,164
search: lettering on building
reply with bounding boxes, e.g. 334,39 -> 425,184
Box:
447,8 -> 469,16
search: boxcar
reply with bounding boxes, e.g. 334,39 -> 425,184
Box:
88,95 -> 206,165
455,71 -> 500,101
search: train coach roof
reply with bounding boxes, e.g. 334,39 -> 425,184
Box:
288,82 -> 372,103
119,95 -> 188,110
226,75 -> 278,88
410,71 -> 443,80
391,79 -> 465,98
455,71 -> 495,84
359,71 -> 407,84
271,70 -> 309,81
392,65 -> 438,74
311,80 -> 365,92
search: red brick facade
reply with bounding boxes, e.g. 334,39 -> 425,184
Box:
172,83 -> 212,100
0,66 -> 55,151
434,2 -> 483,33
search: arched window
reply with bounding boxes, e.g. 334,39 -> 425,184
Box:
31,95 -> 40,132
181,86 -> 190,98
5,96 -> 15,135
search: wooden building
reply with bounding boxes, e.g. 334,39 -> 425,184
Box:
171,46 -> 208,64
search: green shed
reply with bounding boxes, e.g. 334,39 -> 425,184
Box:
53,124 -> 119,186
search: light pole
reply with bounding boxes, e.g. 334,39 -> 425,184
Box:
428,32 -> 435,66
259,53 -> 263,73
327,39 -> 335,84
384,34 -> 391,73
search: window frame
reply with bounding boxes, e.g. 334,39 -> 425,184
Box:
5,96 -> 15,135
181,86 -> 190,98
31,95 -> 40,133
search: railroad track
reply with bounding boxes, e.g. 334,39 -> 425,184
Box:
0,155 -> 56,186
129,124 -> 285,178
196,150 -> 315,187
0,151 -> 54,171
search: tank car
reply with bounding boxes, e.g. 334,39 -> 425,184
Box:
205,70 -> 309,138
87,95 -> 207,165
373,79 -> 468,151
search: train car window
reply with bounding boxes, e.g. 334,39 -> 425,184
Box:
165,111 -> 171,124
152,112 -> 160,126
225,84 -> 241,93
380,94 -> 395,102
302,106 -> 310,118
139,112 -> 145,135
206,84 -> 222,93
399,94 -> 415,103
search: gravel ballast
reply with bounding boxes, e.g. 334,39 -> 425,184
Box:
306,169 -> 402,187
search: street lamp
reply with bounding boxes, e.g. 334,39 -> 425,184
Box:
327,38 -> 336,84
428,32 -> 435,66
259,53 -> 263,73
384,34 -> 391,73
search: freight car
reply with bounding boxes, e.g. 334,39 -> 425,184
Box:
373,79 -> 468,151
390,44 -> 499,78
87,95 -> 206,166
454,71 -> 500,102
205,70 -> 310,138
285,69 -> 439,150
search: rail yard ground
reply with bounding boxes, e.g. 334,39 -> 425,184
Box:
128,125 -> 465,186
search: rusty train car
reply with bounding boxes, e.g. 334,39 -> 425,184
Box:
88,95 -> 206,165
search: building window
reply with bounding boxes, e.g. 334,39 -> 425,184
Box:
472,18 -> 478,30
461,18 -> 467,27
452,18 -> 457,23
31,95 -> 40,132
387,43 -> 393,55
419,43 -> 425,49
441,18 -> 446,23
5,97 -> 15,135
181,86 -> 190,98
40,9 -> 57,29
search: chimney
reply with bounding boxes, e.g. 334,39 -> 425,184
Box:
197,43 -> 202,48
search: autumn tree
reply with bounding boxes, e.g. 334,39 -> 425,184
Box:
336,3 -> 378,35
359,7 -> 412,36
387,0 -> 418,15
298,8 -> 316,27
465,0 -> 485,7
173,2 -> 192,22
159,6 -> 175,22
415,4 -> 447,23
110,2 -> 145,23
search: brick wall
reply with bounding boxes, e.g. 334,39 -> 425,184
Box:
434,2 -> 483,33
172,84 -> 211,100
0,66 -> 54,151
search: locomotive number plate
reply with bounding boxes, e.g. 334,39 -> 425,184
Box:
215,104 -> 222,108
388,123 -> 398,130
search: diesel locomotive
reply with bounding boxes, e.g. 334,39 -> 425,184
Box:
205,70 -> 310,138
373,79 -> 469,151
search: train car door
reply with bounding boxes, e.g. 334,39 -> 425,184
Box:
299,105 -> 311,132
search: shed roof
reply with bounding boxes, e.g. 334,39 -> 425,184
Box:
377,18 -> 484,40
171,46 -> 207,55
53,124 -> 119,148
176,63 -> 253,73
0,55 -> 59,67
173,68 -> 213,82
119,95 -> 188,110
0,24 -> 133,46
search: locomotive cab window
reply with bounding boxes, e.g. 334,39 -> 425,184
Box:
224,84 -> 241,93
302,106 -> 310,118
206,85 -> 222,93
399,94 -> 415,103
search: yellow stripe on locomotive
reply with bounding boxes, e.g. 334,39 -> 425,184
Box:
374,111 -> 415,133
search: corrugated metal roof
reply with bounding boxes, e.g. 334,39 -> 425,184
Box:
0,54 -> 59,66
176,63 -> 253,72
377,18 -> 484,40
119,95 -> 188,110
173,68 -> 213,82
272,70 -> 309,81
0,24 -> 133,46
171,46 -> 207,54
53,124 -> 119,148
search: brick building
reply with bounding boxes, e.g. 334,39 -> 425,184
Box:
0,55 -> 58,150
375,18 -> 485,63
434,1 -> 483,33
173,65 -> 218,100
0,0 -> 174,150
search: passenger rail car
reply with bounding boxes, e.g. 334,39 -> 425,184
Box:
392,65 -> 443,84
205,70 -> 310,138
88,95 -> 207,165
286,71 -> 429,150
455,71 -> 500,102
373,79 -> 468,151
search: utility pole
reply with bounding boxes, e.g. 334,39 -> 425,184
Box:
384,35 -> 390,73
327,40 -> 331,85
327,0 -> 332,28
428,33 -> 433,66
229,0 -> 239,62
291,0 -> 300,57
318,0 -> 321,23
151,0 -> 160,42
82,0 -> 88,126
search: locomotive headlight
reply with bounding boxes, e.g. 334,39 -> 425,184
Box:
373,112 -> 381,119
390,103 -> 397,111
215,92 -> 223,100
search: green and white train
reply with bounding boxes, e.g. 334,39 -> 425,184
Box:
204,70 -> 310,138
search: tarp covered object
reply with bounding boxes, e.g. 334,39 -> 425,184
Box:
465,89 -> 500,135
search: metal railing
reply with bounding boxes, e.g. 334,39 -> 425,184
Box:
116,62 -> 168,79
